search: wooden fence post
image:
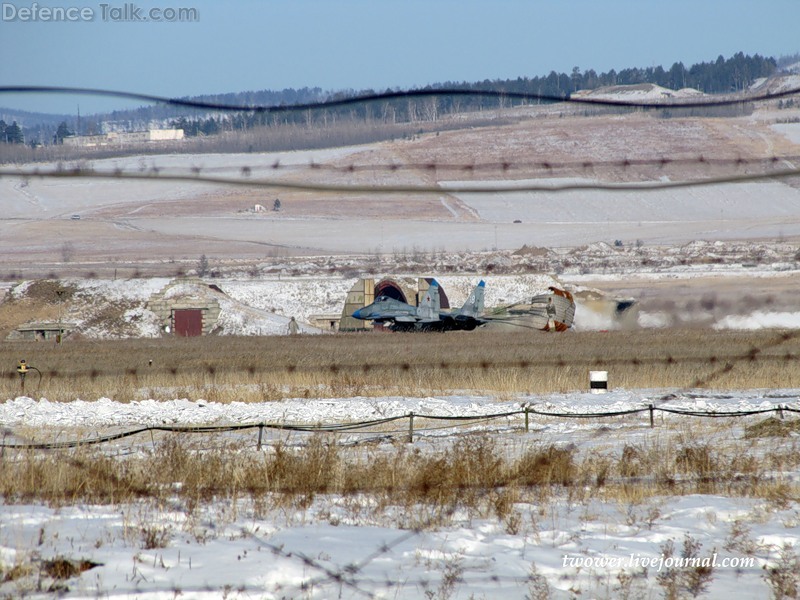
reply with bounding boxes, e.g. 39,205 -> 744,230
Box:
524,406 -> 529,433
649,404 -> 655,428
408,411 -> 414,444
257,424 -> 264,450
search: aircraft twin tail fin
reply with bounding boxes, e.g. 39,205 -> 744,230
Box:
417,279 -> 441,321
457,280 -> 485,318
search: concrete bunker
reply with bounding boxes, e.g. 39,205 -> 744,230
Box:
147,277 -> 221,336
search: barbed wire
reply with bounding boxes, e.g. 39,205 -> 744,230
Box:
151,153 -> 795,174
2,84 -> 800,113
1,160 -> 799,195
2,339 -> 797,384
8,152 -> 799,178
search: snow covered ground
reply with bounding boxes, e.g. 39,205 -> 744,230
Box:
2,390 -> 800,599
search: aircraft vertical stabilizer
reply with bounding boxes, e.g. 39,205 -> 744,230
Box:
458,280 -> 485,318
417,280 -> 440,321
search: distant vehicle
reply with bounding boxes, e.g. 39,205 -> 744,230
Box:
352,280 -> 487,332
70,214 -> 81,220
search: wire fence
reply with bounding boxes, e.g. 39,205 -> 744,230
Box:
3,403 -> 798,451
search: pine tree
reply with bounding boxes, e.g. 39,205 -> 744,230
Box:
53,121 -> 73,144
4,121 -> 24,144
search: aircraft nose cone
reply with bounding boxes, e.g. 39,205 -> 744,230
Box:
352,308 -> 364,319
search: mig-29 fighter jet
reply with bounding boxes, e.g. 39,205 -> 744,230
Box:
352,280 -> 486,332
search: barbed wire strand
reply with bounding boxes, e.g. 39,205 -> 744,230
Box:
3,343 -> 798,384
2,162 -> 799,195
2,84 -> 800,113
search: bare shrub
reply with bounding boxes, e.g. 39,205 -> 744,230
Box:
656,535 -> 716,599
514,445 -> 575,487
140,525 -> 172,550
763,543 -> 800,600
724,520 -> 761,556
675,444 -> 714,478
525,562 -> 551,600
267,436 -> 340,502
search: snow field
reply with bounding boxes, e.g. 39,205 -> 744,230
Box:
2,390 -> 800,598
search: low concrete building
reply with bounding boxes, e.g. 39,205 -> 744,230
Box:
11,322 -> 73,342
308,314 -> 342,331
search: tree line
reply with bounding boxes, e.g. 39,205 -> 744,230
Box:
2,52 -> 783,146
165,52 -> 777,138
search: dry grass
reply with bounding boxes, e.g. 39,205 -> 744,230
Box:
2,427 -> 798,519
3,328 -> 798,524
745,417 -> 800,439
2,328 -> 799,402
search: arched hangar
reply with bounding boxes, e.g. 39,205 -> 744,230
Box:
339,277 -> 450,331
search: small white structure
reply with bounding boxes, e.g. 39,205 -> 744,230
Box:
590,370 -> 608,394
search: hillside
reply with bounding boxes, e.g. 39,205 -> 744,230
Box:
2,236 -> 800,341
2,81 -> 800,272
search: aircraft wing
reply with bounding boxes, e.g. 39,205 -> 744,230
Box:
394,315 -> 419,322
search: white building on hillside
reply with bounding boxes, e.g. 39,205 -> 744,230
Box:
63,128 -> 184,147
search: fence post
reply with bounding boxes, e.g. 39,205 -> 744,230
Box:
649,404 -> 655,428
257,424 -> 264,450
524,406 -> 529,433
778,405 -> 785,420
408,411 -> 414,444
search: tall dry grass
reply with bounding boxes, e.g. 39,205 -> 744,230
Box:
2,329 -> 798,402
2,425 -> 798,517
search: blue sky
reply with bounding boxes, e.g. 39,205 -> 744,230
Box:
1,0 -> 799,114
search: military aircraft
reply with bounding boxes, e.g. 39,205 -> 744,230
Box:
352,280 -> 487,332
482,287 -> 576,332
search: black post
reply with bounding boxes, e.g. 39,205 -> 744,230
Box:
408,411 -> 414,444
649,404 -> 655,428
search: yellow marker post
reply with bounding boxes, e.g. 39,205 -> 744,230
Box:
16,360 -> 28,393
